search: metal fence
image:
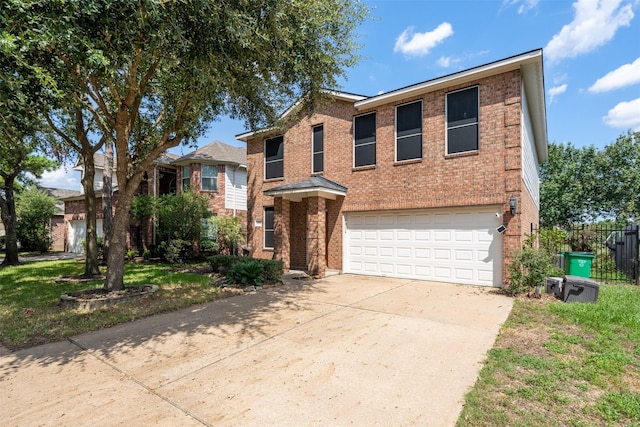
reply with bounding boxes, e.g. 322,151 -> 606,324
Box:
531,224 -> 639,285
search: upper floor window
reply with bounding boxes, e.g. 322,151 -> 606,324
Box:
446,86 -> 479,154
201,164 -> 218,191
265,135 -> 284,180
312,124 -> 324,174
396,100 -> 422,161
264,206 -> 275,249
354,112 -> 376,167
181,165 -> 191,190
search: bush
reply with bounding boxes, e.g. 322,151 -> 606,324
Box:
227,259 -> 265,286
507,247 -> 563,295
16,186 -> 56,252
208,215 -> 245,255
258,258 -> 283,282
158,239 -> 193,264
220,257 -> 284,286
209,254 -> 244,274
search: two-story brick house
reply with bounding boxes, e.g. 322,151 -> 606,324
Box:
239,49 -> 547,287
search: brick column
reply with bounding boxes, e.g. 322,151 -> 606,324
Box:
307,197 -> 326,277
274,197 -> 290,271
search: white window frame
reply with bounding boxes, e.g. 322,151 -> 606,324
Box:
201,164 -> 218,191
445,85 -> 480,155
395,100 -> 423,162
181,165 -> 191,190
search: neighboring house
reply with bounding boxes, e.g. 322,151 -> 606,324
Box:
172,141 -> 247,217
41,187 -> 82,251
63,141 -> 247,253
238,49 -> 547,287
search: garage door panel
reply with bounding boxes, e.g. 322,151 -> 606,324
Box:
344,207 -> 503,286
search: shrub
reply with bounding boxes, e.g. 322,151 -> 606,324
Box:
16,186 -> 56,252
209,254 -> 243,274
159,239 -> 193,264
227,259 -> 264,286
208,215 -> 245,255
223,257 -> 284,286
126,249 -> 138,260
258,259 -> 283,282
507,247 -> 563,295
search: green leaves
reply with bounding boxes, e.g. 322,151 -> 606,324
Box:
541,131 -> 640,227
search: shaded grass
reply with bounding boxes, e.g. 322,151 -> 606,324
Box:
458,284 -> 640,426
0,259 -> 227,350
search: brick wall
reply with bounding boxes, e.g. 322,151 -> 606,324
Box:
246,70 -> 534,279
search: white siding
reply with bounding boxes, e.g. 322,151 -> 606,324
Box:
225,167 -> 247,211
521,84 -> 540,208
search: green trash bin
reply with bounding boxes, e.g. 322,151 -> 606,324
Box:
564,252 -> 595,278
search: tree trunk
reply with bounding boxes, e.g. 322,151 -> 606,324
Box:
102,138 -> 113,264
81,155 -> 101,277
104,188 -> 134,290
0,178 -> 20,266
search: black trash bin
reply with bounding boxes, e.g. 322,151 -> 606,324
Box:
563,275 -> 599,303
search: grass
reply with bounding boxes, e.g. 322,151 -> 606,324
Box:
0,259 -> 227,350
457,284 -> 640,426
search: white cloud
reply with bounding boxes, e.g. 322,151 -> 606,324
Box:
502,0 -> 540,14
603,97 -> 640,130
548,84 -> 568,103
437,56 -> 452,67
589,56 -> 640,92
38,166 -> 81,190
544,0 -> 634,63
394,23 -> 454,57
436,51 -> 489,69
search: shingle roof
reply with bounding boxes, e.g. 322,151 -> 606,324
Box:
172,141 -> 246,166
40,187 -> 83,215
265,176 -> 347,194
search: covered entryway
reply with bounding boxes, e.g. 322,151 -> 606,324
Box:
67,219 -> 103,253
264,176 -> 347,276
344,206 -> 503,286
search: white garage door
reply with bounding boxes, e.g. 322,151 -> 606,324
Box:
344,207 -> 503,287
68,219 -> 103,253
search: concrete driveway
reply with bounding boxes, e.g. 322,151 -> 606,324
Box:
0,274 -> 513,426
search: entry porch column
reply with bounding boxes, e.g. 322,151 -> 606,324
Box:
307,196 -> 326,277
274,197 -> 290,272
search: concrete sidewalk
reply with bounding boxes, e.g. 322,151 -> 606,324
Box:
0,274 -> 513,426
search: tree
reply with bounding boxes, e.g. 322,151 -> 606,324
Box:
540,142 -> 600,227
16,186 -> 57,252
598,131 -> 640,223
5,0 -> 367,289
540,131 -> 640,228
0,51 -> 58,264
155,192 -> 210,243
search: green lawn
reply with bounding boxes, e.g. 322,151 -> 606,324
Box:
458,284 -> 640,426
0,259 -> 226,350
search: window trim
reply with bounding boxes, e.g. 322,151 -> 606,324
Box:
312,124 -> 324,174
181,165 -> 191,191
200,164 -> 218,191
445,85 -> 480,155
263,206 -> 275,250
264,135 -> 284,180
395,99 -> 423,162
353,112 -> 377,168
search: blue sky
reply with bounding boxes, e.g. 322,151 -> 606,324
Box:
40,0 -> 640,190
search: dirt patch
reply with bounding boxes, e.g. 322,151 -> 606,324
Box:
59,285 -> 158,310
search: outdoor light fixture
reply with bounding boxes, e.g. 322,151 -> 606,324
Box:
509,194 -> 517,215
